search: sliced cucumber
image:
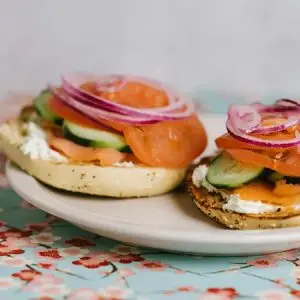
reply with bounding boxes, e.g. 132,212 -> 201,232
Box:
206,152 -> 264,188
33,90 -> 63,125
63,120 -> 129,151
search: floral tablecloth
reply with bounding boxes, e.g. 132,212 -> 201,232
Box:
1,95 -> 300,300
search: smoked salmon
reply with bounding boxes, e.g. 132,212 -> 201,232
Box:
48,81 -> 208,168
49,135 -> 127,166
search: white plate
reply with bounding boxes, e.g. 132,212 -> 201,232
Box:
6,114 -> 300,256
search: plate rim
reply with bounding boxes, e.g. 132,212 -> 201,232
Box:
6,160 -> 300,248
5,113 -> 300,253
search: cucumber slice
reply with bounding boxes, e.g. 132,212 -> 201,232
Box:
33,90 -> 63,125
63,120 -> 129,151
206,152 -> 264,188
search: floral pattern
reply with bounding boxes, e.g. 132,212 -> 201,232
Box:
1,165 -> 300,299
1,99 -> 300,299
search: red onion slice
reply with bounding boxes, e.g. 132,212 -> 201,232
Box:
50,87 -> 161,125
61,73 -> 194,119
252,116 -> 300,134
94,75 -> 127,93
61,81 -> 195,121
227,120 -> 300,148
228,104 -> 261,133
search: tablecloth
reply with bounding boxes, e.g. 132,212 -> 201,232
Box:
1,95 -> 300,300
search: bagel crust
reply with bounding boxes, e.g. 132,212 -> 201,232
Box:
186,167 -> 300,230
0,119 -> 186,198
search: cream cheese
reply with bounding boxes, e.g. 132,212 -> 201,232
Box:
192,164 -> 281,214
113,161 -> 135,168
192,165 -> 217,192
222,194 -> 279,214
20,122 -> 67,162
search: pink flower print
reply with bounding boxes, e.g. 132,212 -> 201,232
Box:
0,256 -> 31,267
136,260 -> 167,271
89,250 -> 119,261
36,249 -> 62,260
3,236 -> 36,249
202,288 -> 239,300
291,290 -> 300,298
247,257 -> 276,268
0,244 -> 24,256
20,199 -> 37,209
0,228 -> 31,239
111,244 -> 140,255
98,286 -> 133,300
59,247 -> 90,257
68,288 -> 99,300
115,254 -> 145,264
30,233 -> 61,245
25,222 -> 51,232
12,269 -> 41,282
37,284 -> 69,298
177,286 -> 195,292
37,262 -> 56,270
29,274 -> 64,287
256,290 -> 291,300
118,268 -> 135,277
0,221 -> 6,228
72,256 -> 110,269
65,237 -> 96,247
0,277 -> 19,289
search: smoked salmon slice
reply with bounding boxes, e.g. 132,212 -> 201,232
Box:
216,132 -> 298,152
233,181 -> 300,206
124,115 -> 207,168
81,81 -> 169,108
48,135 -> 126,166
48,81 -> 208,168
273,180 -> 300,197
226,148 -> 300,177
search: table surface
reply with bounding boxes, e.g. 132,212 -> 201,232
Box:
1,96 -> 300,300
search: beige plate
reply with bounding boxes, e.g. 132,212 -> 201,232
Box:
6,114 -> 300,256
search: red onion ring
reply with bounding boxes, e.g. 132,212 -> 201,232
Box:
227,99 -> 300,148
226,119 -> 300,148
61,79 -> 194,120
252,116 -> 300,134
228,104 -> 261,133
94,75 -> 127,92
61,73 -> 194,120
50,87 -> 161,125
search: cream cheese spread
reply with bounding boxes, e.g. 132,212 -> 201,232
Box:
113,161 -> 135,168
20,122 -> 67,162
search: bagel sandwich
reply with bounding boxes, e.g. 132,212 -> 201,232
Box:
0,73 -> 208,197
187,99 -> 300,229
